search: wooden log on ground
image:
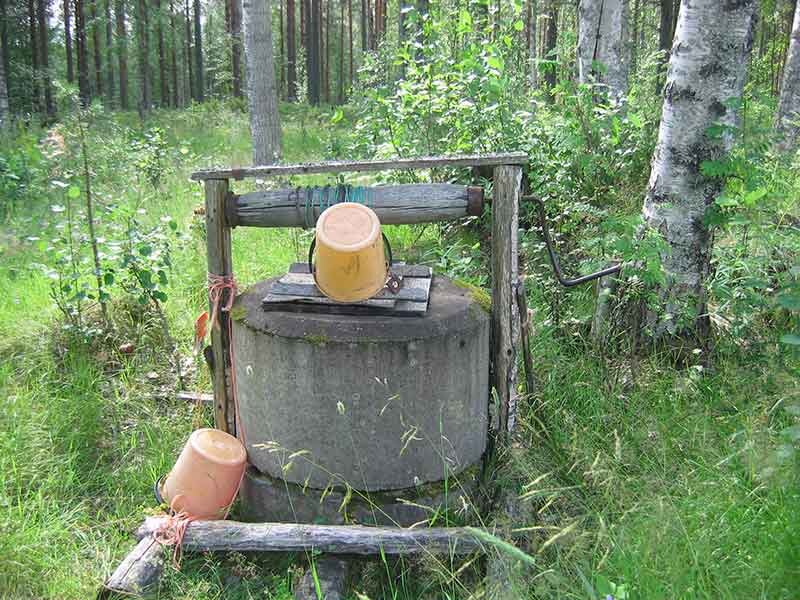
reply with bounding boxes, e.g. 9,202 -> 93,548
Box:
229,184 -> 483,227
491,165 -> 522,436
136,517 -> 484,556
190,152 -> 528,181
293,556 -> 353,600
99,537 -> 164,598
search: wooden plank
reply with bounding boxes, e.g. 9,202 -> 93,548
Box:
230,184 -> 484,227
136,517 -> 484,555
176,391 -> 214,404
289,262 -> 432,278
205,179 -> 236,436
261,295 -> 428,316
262,294 -> 398,309
491,166 -> 522,437
271,273 -> 431,302
100,537 -> 164,598
190,153 -> 528,181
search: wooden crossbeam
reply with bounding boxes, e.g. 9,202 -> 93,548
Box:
190,152 -> 528,181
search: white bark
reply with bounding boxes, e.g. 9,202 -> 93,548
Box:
577,0 -> 629,101
643,0 -> 757,343
244,0 -> 283,165
0,23 -> 9,130
777,0 -> 800,151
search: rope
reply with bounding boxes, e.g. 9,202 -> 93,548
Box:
296,185 -> 375,228
207,273 -> 245,448
154,507 -> 196,568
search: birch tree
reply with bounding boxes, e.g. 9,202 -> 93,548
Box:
641,0 -> 757,346
777,0 -> 800,150
243,0 -> 282,164
577,0 -> 629,101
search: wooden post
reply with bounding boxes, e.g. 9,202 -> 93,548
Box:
491,166 -> 522,436
205,178 -> 236,435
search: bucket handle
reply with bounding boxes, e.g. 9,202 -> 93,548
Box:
307,232 -> 394,274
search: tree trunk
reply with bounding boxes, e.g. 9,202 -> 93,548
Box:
0,16 -> 9,129
641,0 -> 757,347
338,0 -> 344,102
347,0 -> 352,88
104,0 -> 114,106
287,0 -> 296,100
243,0 -> 283,164
527,0 -> 537,89
90,0 -> 102,96
777,0 -> 800,150
185,0 -> 193,102
658,0 -> 673,83
65,0 -> 75,82
1,0 -> 10,104
577,0 -> 628,101
307,0 -> 320,104
155,0 -> 168,105
193,0 -> 203,101
169,0 -> 179,106
231,0 -> 243,98
37,0 -> 55,118
324,0 -> 330,102
115,0 -> 128,108
279,0 -> 285,97
543,0 -> 557,91
360,0 -> 367,51
76,0 -> 91,106
136,0 -> 151,112
29,0 -> 41,113
630,0 -> 639,73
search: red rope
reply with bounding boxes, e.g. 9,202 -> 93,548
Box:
207,273 -> 246,447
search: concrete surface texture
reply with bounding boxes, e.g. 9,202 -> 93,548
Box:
232,276 -> 490,491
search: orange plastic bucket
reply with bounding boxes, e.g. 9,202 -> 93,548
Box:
310,203 -> 389,303
159,429 -> 246,519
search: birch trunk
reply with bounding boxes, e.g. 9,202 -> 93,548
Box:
65,0 -> 74,82
642,0 -> 757,346
244,0 -> 283,164
577,0 -> 629,101
777,0 -> 800,150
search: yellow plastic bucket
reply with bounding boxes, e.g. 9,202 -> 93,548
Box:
159,428 -> 246,519
310,203 -> 389,303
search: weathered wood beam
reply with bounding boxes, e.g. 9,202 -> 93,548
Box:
190,152 -> 528,181
136,517 -> 484,555
205,179 -> 236,435
100,537 -> 164,598
229,184 -> 483,227
491,165 -> 522,436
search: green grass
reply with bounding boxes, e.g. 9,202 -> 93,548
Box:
0,103 -> 798,599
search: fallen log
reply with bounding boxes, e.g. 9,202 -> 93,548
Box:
136,517 -> 484,556
99,536 -> 164,598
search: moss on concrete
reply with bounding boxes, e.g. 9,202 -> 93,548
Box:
454,279 -> 492,313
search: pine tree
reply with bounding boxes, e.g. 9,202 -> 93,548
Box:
115,0 -> 128,109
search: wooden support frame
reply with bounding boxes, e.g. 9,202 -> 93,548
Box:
201,153 -> 525,439
102,153 -> 526,597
